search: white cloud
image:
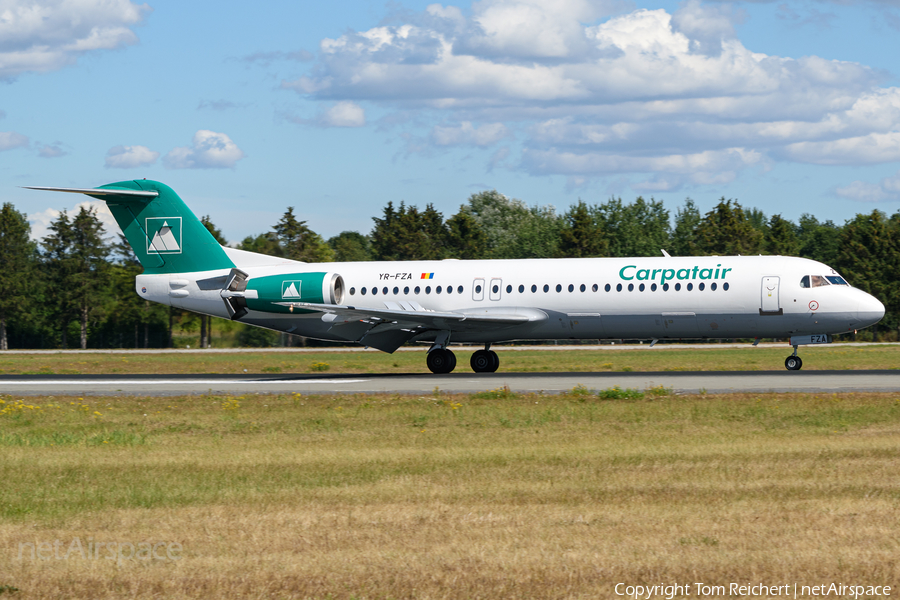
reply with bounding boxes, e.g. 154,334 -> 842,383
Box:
28,200 -> 121,242
670,0 -> 741,56
836,171 -> 900,202
0,0 -> 150,80
0,131 -> 29,151
522,146 -> 764,185
321,101 -> 366,127
163,131 -> 245,169
431,121 -> 510,146
105,144 -> 159,168
37,143 -> 66,158
781,132 -> 900,165
282,1 -> 900,185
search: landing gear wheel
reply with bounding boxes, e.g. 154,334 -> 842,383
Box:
488,350 -> 499,372
785,356 -> 802,371
427,349 -> 457,374
471,350 -> 500,373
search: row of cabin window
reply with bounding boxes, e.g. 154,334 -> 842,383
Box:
348,281 -> 730,296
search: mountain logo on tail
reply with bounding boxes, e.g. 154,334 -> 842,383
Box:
282,281 -> 302,299
146,217 -> 182,254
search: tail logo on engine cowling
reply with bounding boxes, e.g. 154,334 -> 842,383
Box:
282,281 -> 302,299
146,217 -> 182,254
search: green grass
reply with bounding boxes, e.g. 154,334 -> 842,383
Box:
2,344 -> 900,375
2,389 -> 899,598
2,390 -> 899,521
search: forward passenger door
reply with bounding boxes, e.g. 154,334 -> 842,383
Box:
760,276 -> 782,315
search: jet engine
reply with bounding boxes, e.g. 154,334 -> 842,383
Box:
221,269 -> 344,319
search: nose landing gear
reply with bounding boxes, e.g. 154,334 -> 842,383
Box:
785,345 -> 802,371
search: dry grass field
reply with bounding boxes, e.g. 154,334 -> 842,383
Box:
1,343 -> 900,374
1,387 -> 899,599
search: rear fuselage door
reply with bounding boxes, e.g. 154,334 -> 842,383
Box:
489,278 -> 502,301
761,276 -> 782,315
473,278 -> 485,301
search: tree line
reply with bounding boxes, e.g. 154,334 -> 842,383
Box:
0,191 -> 896,349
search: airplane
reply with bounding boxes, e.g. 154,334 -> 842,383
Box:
28,180 -> 885,372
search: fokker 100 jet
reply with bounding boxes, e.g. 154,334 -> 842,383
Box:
28,181 -> 885,372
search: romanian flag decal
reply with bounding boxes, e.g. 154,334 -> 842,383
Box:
420,273 -> 434,279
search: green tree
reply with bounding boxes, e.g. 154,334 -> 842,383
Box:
557,200 -> 607,258
42,210 -> 76,348
445,207 -> 487,259
370,201 -> 447,260
42,207 -> 111,349
465,190 -> 560,258
693,198 -> 763,256
745,207 -> 768,236
764,214 -> 799,256
835,210 -> 900,332
274,207 -> 334,263
238,232 -> 281,256
328,231 -> 372,262
670,198 -> 701,257
595,196 -> 670,257
0,203 -> 37,350
797,214 -> 841,265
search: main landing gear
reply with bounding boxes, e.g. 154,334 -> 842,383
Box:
470,346 -> 500,373
785,345 -> 802,371
426,344 -> 501,374
426,348 -> 457,374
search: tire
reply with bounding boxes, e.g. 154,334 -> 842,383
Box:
471,350 -> 494,373
785,356 -> 802,371
487,350 -> 500,373
427,349 -> 456,374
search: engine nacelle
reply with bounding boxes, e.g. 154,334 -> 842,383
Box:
223,271 -> 344,318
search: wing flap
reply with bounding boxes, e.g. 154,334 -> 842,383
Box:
283,302 -> 544,331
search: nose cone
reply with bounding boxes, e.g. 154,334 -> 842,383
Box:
857,293 -> 885,328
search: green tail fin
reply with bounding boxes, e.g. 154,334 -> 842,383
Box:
93,180 -> 235,274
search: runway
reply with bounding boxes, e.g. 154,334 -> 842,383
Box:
4,370 -> 900,396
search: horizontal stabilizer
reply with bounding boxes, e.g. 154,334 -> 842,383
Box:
23,186 -> 159,198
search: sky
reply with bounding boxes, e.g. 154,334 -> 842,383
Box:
2,0 -> 900,244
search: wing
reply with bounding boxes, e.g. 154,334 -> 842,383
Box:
285,301 -> 547,352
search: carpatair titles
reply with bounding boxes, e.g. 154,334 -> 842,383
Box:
619,264 -> 733,286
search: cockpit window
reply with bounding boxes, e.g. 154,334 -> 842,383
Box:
800,275 -> 810,288
826,276 -> 848,285
810,275 -> 829,287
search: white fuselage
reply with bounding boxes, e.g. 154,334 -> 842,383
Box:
136,252 -> 884,347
